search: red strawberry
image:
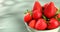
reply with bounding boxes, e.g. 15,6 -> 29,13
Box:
42,3 -> 48,10
33,1 -> 42,12
35,19 -> 47,30
59,22 -> 60,26
56,14 -> 60,26
44,3 -> 48,8
57,14 -> 60,18
24,12 -> 32,22
44,2 -> 58,11
44,2 -> 57,18
55,14 -> 60,20
33,10 -> 42,19
29,20 -> 36,28
48,18 -> 59,29
44,3 -> 58,11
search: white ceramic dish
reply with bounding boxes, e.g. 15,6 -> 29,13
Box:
25,23 -> 60,32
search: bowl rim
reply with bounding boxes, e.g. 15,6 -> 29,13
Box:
25,22 -> 60,31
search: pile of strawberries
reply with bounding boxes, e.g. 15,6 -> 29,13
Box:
24,1 -> 60,30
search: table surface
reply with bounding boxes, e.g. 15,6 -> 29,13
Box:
0,0 -> 60,32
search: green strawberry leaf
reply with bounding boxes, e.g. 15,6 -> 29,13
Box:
42,15 -> 50,21
58,18 -> 60,21
24,9 -> 32,16
24,9 -> 28,14
42,15 -> 46,20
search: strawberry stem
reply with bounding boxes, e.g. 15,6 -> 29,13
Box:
24,9 -> 32,16
42,15 -> 50,21
46,21 -> 49,24
27,9 -> 28,12
42,15 -> 46,20
24,9 -> 28,14
29,10 -> 33,16
58,18 -> 60,21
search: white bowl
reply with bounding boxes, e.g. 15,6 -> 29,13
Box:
25,23 -> 60,32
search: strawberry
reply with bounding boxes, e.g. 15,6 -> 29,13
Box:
44,2 -> 58,11
59,22 -> 60,26
44,3 -> 48,8
56,14 -> 60,26
42,3 -> 48,10
44,2 -> 57,18
57,14 -> 60,18
33,10 -> 42,19
33,1 -> 42,12
44,3 -> 58,11
35,19 -> 47,30
24,12 -> 32,22
48,18 -> 59,29
29,20 -> 36,28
